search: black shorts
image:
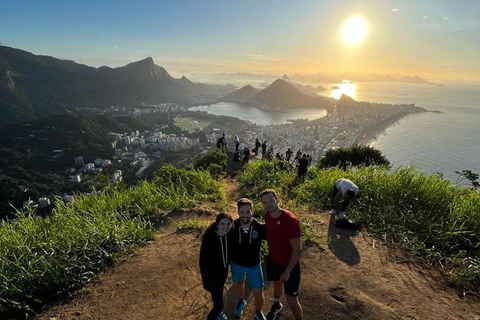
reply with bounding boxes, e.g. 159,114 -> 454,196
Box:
266,257 -> 301,297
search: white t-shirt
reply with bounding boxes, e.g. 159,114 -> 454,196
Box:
335,178 -> 359,196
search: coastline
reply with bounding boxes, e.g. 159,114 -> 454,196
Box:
355,109 -> 427,146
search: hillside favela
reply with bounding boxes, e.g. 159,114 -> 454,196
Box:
0,2 -> 479,320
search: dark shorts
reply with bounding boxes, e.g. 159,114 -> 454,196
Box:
266,257 -> 301,297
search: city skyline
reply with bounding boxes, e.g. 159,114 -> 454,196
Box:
1,0 -> 479,82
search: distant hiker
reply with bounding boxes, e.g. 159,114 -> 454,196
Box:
297,154 -> 309,179
260,189 -> 303,320
330,178 -> 359,220
294,149 -> 302,164
234,135 -> 240,152
216,137 -> 223,151
268,145 -> 274,160
229,198 -> 267,320
199,213 -> 233,320
233,150 -> 241,163
306,154 -> 313,165
261,141 -> 268,159
243,146 -> 251,165
285,148 -> 293,162
255,139 -> 262,156
222,133 -> 228,153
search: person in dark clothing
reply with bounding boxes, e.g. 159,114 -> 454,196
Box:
233,151 -> 241,163
261,141 -> 268,159
200,212 -> 233,320
255,139 -> 262,156
243,146 -> 251,165
285,148 -> 293,162
297,154 -> 309,179
230,198 -> 267,320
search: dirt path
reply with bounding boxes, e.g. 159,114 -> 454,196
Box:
37,176 -> 480,320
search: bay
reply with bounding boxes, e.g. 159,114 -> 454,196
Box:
189,80 -> 480,182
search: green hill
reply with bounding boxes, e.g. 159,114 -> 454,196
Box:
0,46 -> 221,127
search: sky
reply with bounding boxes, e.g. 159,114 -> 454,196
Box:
1,0 -> 479,82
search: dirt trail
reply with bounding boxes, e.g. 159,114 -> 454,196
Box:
37,175 -> 480,320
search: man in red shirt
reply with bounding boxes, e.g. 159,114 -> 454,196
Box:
260,189 -> 303,320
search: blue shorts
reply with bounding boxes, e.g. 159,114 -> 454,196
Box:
231,262 -> 264,290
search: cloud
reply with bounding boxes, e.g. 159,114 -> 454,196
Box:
422,15 -> 429,21
392,8 -> 400,12
443,17 -> 450,21
246,53 -> 263,59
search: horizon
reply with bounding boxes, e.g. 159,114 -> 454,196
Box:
1,1 -> 479,83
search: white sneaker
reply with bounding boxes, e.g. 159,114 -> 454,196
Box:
339,211 -> 346,219
329,209 -> 336,215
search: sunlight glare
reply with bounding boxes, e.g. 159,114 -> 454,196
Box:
332,80 -> 356,100
342,17 -> 367,45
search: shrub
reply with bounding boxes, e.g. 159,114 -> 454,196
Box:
319,145 -> 390,168
192,150 -> 227,170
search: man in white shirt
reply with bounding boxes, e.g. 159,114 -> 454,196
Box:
330,178 -> 359,220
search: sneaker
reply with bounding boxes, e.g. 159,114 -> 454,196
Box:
218,311 -> 228,320
255,310 -> 266,320
329,209 -> 336,215
234,299 -> 247,317
339,211 -> 346,219
266,302 -> 283,320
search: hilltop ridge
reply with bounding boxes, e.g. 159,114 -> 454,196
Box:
35,175 -> 480,320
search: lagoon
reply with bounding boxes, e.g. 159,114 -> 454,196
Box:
188,102 -> 327,125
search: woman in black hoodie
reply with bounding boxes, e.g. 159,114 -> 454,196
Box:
199,212 -> 233,320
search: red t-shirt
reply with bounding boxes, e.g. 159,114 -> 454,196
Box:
265,209 -> 301,267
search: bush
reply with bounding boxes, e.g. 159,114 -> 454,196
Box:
192,150 -> 227,170
319,145 -> 390,168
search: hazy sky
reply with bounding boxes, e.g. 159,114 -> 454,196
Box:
1,0 -> 479,82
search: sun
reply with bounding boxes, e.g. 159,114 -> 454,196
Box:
342,17 -> 367,45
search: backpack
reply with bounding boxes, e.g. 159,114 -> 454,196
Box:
216,137 -> 223,148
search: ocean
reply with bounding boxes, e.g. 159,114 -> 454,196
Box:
189,80 -> 480,182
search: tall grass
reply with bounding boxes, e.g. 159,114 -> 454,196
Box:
240,163 -> 480,287
0,164 -> 224,319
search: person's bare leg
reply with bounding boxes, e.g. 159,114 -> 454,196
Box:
273,280 -> 283,298
285,294 -> 302,319
235,279 -> 245,300
252,288 -> 264,312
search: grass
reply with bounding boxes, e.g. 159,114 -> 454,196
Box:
0,164 -> 224,319
239,160 -> 480,288
174,116 -> 211,133
172,217 -> 209,234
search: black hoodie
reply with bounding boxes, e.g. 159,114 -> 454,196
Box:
230,218 -> 266,267
199,228 -> 229,292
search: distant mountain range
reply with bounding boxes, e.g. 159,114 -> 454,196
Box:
0,46 -> 222,127
224,79 -> 335,111
0,46 -> 343,128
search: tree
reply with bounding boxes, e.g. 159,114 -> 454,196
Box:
319,145 -> 390,168
192,150 -> 227,171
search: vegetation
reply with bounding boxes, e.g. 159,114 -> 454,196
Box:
0,164 -> 224,319
239,160 -> 480,288
192,150 -> 227,170
319,144 -> 390,168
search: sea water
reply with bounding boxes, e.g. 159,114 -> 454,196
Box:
190,80 -> 480,182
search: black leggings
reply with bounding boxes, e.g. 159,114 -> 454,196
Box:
206,269 -> 228,320
332,186 -> 350,211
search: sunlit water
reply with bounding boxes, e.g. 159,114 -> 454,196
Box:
189,80 -> 480,182
188,102 -> 327,125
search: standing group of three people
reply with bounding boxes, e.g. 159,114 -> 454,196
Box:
199,189 -> 303,320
